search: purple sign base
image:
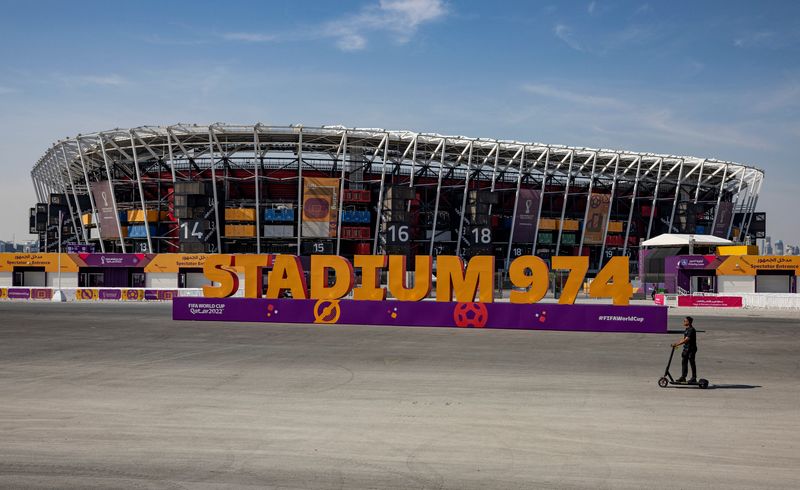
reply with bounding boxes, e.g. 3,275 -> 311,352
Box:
173,298 -> 667,334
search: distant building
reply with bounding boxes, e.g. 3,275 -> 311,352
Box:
765,236 -> 773,255
775,240 -> 785,256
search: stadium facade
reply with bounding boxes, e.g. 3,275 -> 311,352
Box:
29,124 -> 765,275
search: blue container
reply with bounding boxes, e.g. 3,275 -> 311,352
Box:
128,224 -> 156,238
118,211 -> 129,224
264,208 -> 295,222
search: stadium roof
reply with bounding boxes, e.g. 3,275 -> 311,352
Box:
30,124 -> 765,199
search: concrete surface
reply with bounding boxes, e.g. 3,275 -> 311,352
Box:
0,302 -> 798,489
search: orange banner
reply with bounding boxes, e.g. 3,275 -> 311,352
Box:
583,193 -> 611,244
302,177 -> 339,238
717,255 -> 800,275
0,253 -> 80,273
144,254 -> 211,273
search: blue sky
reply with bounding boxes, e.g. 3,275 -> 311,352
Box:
0,0 -> 798,245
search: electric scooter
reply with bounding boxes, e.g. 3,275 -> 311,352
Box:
658,346 -> 709,389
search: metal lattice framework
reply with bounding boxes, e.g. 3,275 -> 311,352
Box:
30,124 -> 764,266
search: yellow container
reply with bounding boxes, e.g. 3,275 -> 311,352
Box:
127,209 -> 160,223
607,221 -> 624,233
539,218 -> 557,230
559,219 -> 580,231
81,213 -> 92,225
718,245 -> 759,256
225,225 -> 257,237
225,208 -> 256,222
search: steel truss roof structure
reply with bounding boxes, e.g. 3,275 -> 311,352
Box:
30,124 -> 765,265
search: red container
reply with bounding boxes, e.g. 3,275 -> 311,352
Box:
355,242 -> 371,255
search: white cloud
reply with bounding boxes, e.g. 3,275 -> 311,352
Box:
221,32 -> 276,43
58,74 -> 129,87
522,83 -> 623,109
587,1 -> 596,14
751,80 -> 800,113
734,31 -> 775,48
322,0 -> 447,51
519,82 -> 770,152
554,23 -> 584,52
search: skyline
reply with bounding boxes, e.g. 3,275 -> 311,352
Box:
1,0 -> 799,243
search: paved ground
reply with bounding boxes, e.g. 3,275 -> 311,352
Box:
0,302 -> 798,489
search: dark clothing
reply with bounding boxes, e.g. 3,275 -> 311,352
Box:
683,326 -> 697,352
681,349 -> 697,380
681,325 -> 698,379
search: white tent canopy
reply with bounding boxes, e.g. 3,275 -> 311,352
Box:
641,233 -> 733,248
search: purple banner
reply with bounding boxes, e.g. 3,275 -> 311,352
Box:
512,189 -> 541,242
173,298 -> 667,333
712,202 -> 733,238
5,288 -> 52,300
7,288 -> 32,299
90,181 -> 120,239
80,253 -> 148,267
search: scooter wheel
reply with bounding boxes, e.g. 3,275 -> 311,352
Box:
698,379 -> 709,389
658,377 -> 669,388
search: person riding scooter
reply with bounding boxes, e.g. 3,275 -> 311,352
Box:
671,316 -> 698,383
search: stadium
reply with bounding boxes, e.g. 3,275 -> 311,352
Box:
29,124 -> 765,275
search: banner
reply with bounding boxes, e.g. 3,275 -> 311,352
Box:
712,202 -> 733,238
0,288 -> 53,300
584,193 -> 611,244
77,253 -> 149,268
90,181 -> 121,239
145,254 -> 209,272
302,177 -> 339,238
174,298 -> 667,333
677,296 -> 742,308
0,253 -> 79,273
512,189 -> 541,243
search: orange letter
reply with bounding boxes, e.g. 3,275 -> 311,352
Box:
551,256 -> 589,305
202,254 -> 238,298
589,256 -> 633,306
353,255 -> 387,301
266,255 -> 308,299
388,255 -> 432,301
311,255 -> 355,300
235,254 -> 273,298
509,255 -> 549,304
436,255 -> 495,303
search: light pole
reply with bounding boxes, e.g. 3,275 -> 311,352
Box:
52,209 -> 66,302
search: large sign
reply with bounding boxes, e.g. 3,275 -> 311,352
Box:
198,254 -> 634,306
174,297 -> 666,333
0,253 -> 79,273
78,253 -> 149,268
584,193 -> 610,244
145,254 -> 210,272
90,181 -> 121,239
512,189 -> 541,243
717,255 -> 800,275
302,177 -> 339,238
